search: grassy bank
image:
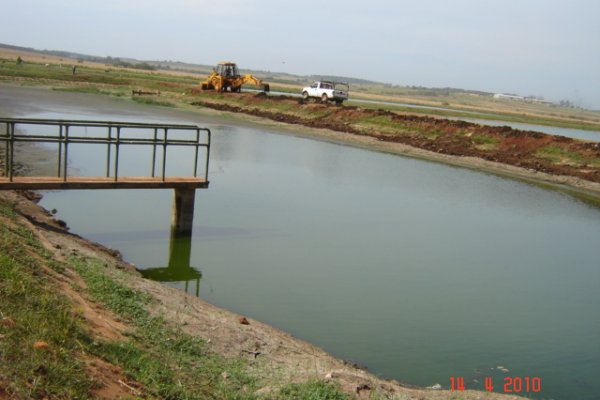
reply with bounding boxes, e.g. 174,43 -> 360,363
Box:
0,201 -> 92,398
0,194 -> 351,399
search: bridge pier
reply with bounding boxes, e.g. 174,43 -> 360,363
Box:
171,188 -> 196,236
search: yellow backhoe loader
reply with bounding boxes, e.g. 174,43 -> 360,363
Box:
200,62 -> 270,93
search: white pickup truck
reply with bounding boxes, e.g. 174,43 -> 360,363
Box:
302,81 -> 349,104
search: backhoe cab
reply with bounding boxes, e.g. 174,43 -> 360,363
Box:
200,62 -> 270,93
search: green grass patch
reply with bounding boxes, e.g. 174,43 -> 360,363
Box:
0,217 -> 53,265
0,198 -> 260,399
308,108 -> 335,120
535,145 -> 587,167
69,257 -> 152,322
68,256 -> 352,399
421,127 -> 443,140
0,61 -> 127,85
88,338 -> 257,400
360,115 -> 397,128
0,200 -> 15,217
471,134 -> 500,150
52,86 -> 127,97
355,115 -> 427,137
0,58 -> 197,94
53,86 -> 105,95
470,134 -> 499,145
276,380 -> 349,400
132,96 -> 175,107
0,200 -> 93,399
454,131 -> 499,150
355,115 -> 413,136
70,256 -> 259,399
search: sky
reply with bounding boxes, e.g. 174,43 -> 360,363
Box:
2,0 -> 600,109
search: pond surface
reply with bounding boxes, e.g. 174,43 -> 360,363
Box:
2,87 -> 600,400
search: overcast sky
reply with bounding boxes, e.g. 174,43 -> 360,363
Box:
2,0 -> 599,109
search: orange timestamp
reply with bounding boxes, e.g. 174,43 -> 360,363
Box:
450,376 -> 542,393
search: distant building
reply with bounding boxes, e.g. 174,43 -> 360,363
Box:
493,93 -> 555,106
493,93 -> 524,101
525,97 -> 554,105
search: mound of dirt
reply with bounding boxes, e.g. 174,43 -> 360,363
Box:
191,94 -> 600,185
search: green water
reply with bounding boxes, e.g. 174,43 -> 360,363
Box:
3,86 -> 600,399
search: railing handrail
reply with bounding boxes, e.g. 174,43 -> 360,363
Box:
0,117 -> 204,130
0,118 -> 211,184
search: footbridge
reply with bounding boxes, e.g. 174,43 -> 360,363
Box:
0,118 -> 211,235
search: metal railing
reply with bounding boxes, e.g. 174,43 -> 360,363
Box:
0,118 -> 211,182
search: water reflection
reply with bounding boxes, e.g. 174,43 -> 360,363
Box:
139,230 -> 202,297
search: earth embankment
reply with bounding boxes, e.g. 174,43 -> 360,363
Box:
190,93 -> 600,187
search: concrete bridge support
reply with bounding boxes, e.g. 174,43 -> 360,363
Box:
172,188 -> 196,236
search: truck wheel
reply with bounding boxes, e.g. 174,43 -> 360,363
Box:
302,91 -> 309,100
321,93 -> 328,103
335,99 -> 343,106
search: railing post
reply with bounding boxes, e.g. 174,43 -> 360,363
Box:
8,122 -> 14,181
106,126 -> 112,178
205,130 -> 211,182
57,124 -> 63,177
2,122 -> 9,179
63,125 -> 69,181
114,127 -> 121,181
193,129 -> 199,177
162,128 -> 168,181
151,128 -> 157,178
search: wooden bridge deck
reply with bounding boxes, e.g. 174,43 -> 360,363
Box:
0,176 -> 209,190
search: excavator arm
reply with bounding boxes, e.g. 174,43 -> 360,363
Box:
242,74 -> 270,92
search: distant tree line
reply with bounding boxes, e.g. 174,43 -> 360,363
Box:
98,56 -> 155,70
558,100 -> 576,108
